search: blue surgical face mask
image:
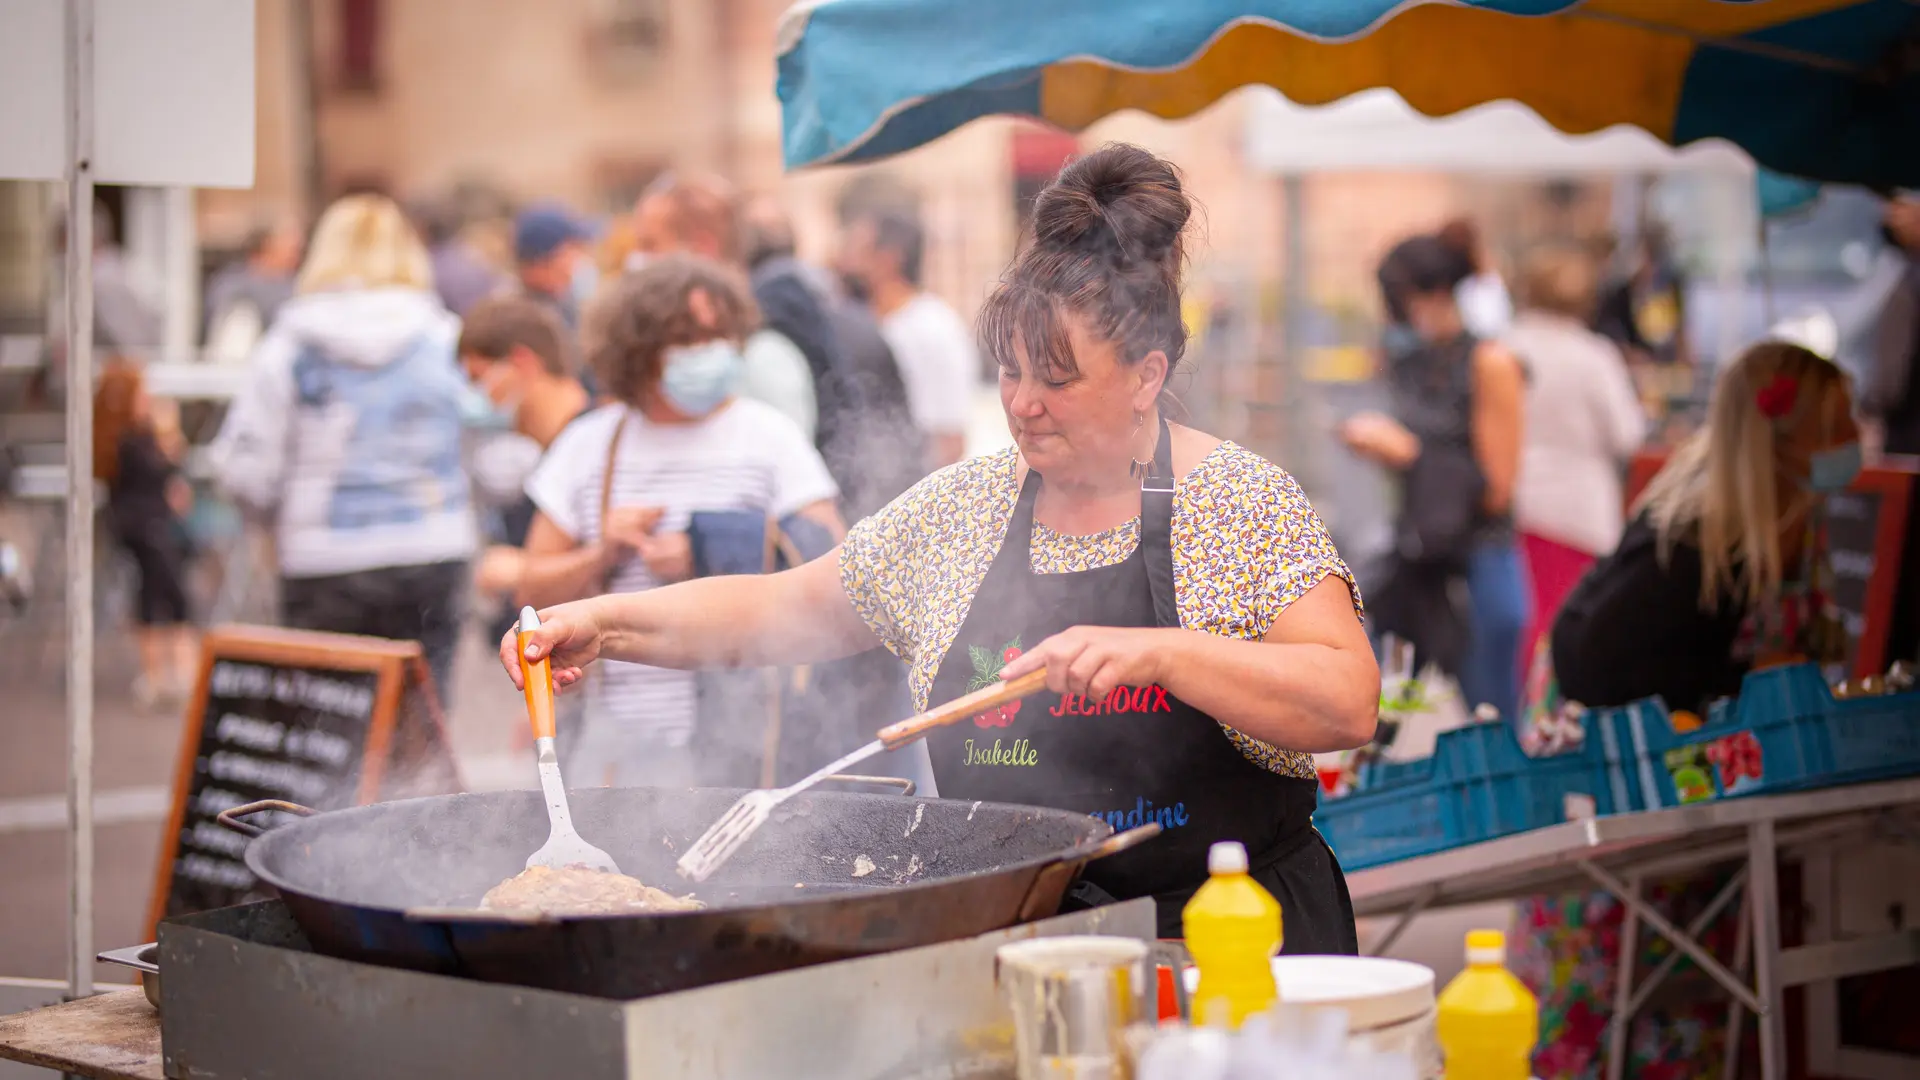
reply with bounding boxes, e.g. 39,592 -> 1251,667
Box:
659,340 -> 744,417
1807,440 -> 1862,493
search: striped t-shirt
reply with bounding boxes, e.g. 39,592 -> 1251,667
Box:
524,400 -> 838,755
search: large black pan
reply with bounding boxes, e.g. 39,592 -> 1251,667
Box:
214,784 -> 1159,999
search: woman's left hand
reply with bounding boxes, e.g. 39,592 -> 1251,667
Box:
997,626 -> 1172,702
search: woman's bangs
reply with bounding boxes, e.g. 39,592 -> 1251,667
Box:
979,283 -> 1079,383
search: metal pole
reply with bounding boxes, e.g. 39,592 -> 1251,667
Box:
1279,174 -> 1310,486
63,0 -> 98,1005
1747,819 -> 1787,1080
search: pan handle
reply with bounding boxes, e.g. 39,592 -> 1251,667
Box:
96,944 -> 159,976
818,774 -> 916,796
1065,822 -> 1164,866
215,799 -> 316,838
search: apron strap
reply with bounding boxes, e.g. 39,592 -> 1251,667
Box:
1140,417 -> 1178,629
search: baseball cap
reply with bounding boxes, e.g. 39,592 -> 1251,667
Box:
513,203 -> 595,264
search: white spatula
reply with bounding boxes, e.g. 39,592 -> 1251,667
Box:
518,607 -> 619,873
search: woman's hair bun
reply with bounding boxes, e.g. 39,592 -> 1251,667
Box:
1031,143 -> 1190,266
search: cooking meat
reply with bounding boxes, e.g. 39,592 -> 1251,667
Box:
480,864 -> 703,916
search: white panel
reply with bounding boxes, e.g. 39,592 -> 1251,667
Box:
0,0 -> 68,182
0,0 -> 255,187
1242,86 -> 1755,177
93,0 -> 254,187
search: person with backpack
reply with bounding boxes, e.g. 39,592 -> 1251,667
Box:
210,194 -> 476,697
1341,233 -> 1529,727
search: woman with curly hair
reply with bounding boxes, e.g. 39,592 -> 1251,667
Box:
514,254 -> 842,786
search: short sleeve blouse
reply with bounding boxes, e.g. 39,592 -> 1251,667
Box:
838,443 -> 1361,779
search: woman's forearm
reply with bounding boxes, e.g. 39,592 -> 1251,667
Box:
1154,629 -> 1378,754
516,542 -> 620,610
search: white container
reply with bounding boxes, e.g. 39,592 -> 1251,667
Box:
1183,956 -> 1440,1078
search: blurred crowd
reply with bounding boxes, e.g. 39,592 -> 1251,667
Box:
64,167 -> 1920,797
1348,200 -> 1920,736
85,174 -> 985,790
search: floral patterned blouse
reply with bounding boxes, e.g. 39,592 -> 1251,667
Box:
838,442 -> 1361,779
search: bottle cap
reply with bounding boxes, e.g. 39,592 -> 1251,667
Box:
1465,928 -> 1506,965
1207,841 -> 1249,875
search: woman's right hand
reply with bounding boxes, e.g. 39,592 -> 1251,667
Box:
603,506 -> 665,553
500,599 -> 607,692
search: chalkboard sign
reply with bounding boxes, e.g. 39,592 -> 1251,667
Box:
1626,454 -> 1915,678
148,626 -> 463,926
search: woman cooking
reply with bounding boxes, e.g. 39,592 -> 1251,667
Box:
502,144 -> 1380,947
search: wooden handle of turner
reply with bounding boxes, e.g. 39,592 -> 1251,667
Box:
516,607 -> 556,742
877,670 -> 1049,750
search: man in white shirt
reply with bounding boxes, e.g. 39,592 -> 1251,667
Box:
838,210 -> 976,469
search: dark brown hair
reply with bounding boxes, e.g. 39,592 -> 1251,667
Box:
979,143 -> 1191,389
1437,217 -> 1484,275
583,254 -> 759,407
457,294 -> 573,376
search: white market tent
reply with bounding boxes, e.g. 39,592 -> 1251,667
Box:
1242,85 -> 1755,176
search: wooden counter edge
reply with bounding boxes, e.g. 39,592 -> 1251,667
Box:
0,988 -> 163,1080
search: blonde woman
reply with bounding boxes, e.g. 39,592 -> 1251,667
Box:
1551,340 -> 1859,714
211,194 -> 476,693
1517,342 -> 1859,1080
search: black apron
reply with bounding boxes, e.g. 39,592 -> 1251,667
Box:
923,422 -> 1359,950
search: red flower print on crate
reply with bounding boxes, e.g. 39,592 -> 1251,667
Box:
966,636 -> 1024,729
1756,373 -> 1799,420
1705,731 -> 1764,794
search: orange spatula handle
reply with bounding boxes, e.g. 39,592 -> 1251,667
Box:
517,608 -> 556,742
878,670 -> 1048,749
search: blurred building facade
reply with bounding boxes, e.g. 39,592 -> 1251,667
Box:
211,1 -> 1613,326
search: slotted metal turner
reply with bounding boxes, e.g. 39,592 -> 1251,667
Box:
518,607 -> 619,873
677,669 -> 1049,882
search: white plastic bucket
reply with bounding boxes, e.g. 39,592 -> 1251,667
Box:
1184,955 -> 1440,1078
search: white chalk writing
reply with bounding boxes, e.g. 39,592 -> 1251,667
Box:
209,661 -> 374,717
214,712 -> 285,752
206,751 -> 334,803
193,786 -> 250,815
186,820 -> 249,857
177,853 -> 254,889
284,727 -> 353,768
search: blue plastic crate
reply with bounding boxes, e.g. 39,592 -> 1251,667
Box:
1317,715 -> 1630,871
1592,664 -> 1920,810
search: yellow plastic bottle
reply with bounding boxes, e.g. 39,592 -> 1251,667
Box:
1436,929 -> 1539,1080
1182,840 -> 1282,1028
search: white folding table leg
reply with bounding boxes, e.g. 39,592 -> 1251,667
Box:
1364,884 -> 1439,958
1748,820 -> 1786,1080
1624,866 -> 1749,1018
1724,891 -> 1753,1080
1605,874 -> 1643,1080
1577,859 -> 1764,1014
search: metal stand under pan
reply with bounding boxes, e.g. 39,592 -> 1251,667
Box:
158,897 -> 1156,1080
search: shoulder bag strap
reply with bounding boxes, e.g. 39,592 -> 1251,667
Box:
598,410 -> 628,591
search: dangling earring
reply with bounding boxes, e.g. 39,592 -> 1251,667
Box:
1128,411 -> 1153,479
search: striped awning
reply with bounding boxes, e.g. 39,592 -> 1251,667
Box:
776,0 -> 1920,187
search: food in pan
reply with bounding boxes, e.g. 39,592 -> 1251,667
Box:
480,864 -> 703,916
